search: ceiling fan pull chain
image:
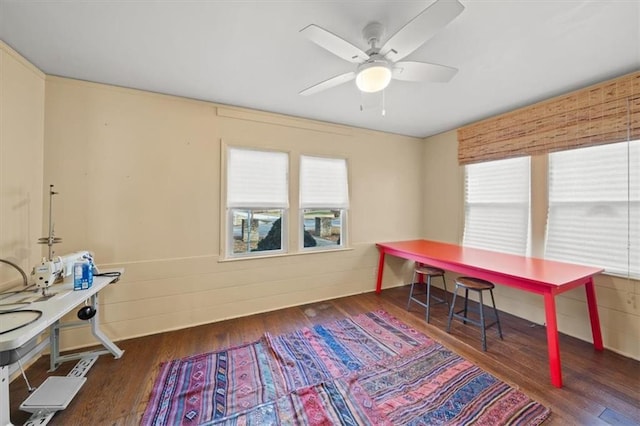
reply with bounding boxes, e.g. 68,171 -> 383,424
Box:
382,90 -> 386,117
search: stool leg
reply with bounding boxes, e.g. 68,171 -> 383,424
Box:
407,270 -> 417,311
447,284 -> 458,333
440,275 -> 450,308
479,290 -> 487,351
463,289 -> 469,323
490,289 -> 503,339
425,275 -> 432,323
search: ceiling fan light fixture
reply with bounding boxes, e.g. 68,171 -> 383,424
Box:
356,60 -> 391,93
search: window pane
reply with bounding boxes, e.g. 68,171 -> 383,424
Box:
299,156 -> 348,251
302,209 -> 343,249
545,140 -> 639,276
231,209 -> 284,255
226,147 -> 289,258
463,156 -> 531,255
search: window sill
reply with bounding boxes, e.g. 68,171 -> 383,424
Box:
218,246 -> 354,263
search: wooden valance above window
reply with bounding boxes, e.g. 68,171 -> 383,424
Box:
457,71 -> 640,165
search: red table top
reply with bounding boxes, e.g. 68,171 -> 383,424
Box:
377,239 -> 603,287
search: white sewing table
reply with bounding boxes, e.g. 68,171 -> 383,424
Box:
0,269 -> 123,426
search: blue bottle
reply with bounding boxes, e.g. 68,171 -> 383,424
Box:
74,261 -> 94,290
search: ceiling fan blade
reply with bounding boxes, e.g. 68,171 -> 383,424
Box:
380,0 -> 464,62
393,61 -> 458,82
299,72 -> 356,96
300,24 -> 369,63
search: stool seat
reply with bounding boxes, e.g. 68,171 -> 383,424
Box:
455,276 -> 494,291
415,266 -> 445,277
447,276 -> 503,351
407,264 -> 449,323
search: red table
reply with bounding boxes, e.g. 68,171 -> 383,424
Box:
376,239 -> 604,388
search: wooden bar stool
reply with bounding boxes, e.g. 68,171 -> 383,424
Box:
447,276 -> 503,351
407,264 -> 449,323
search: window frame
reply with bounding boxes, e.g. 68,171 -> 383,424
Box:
223,145 -> 289,260
298,155 -> 350,252
222,145 -> 352,260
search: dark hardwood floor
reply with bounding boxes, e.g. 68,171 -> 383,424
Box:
8,286 -> 640,425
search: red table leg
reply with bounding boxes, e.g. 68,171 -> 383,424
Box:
544,292 -> 563,388
585,278 -> 604,350
376,250 -> 385,294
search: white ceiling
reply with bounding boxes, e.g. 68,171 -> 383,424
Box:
0,1 -> 638,138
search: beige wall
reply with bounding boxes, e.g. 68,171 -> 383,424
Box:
421,130 -> 640,360
42,76 -> 423,349
0,41 -> 45,289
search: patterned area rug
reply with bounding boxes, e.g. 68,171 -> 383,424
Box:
141,310 -> 550,425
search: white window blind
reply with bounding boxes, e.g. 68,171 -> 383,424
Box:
463,156 -> 531,255
226,148 -> 289,208
545,140 -> 639,277
300,156 -> 349,209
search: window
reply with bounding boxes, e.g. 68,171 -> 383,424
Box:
299,155 -> 349,250
545,140 -> 639,277
226,147 -> 288,257
463,156 -> 531,255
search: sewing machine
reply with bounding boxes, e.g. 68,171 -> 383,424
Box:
31,251 -> 95,295
31,186 -> 98,296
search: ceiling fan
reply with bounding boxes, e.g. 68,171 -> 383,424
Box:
299,0 -> 464,96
